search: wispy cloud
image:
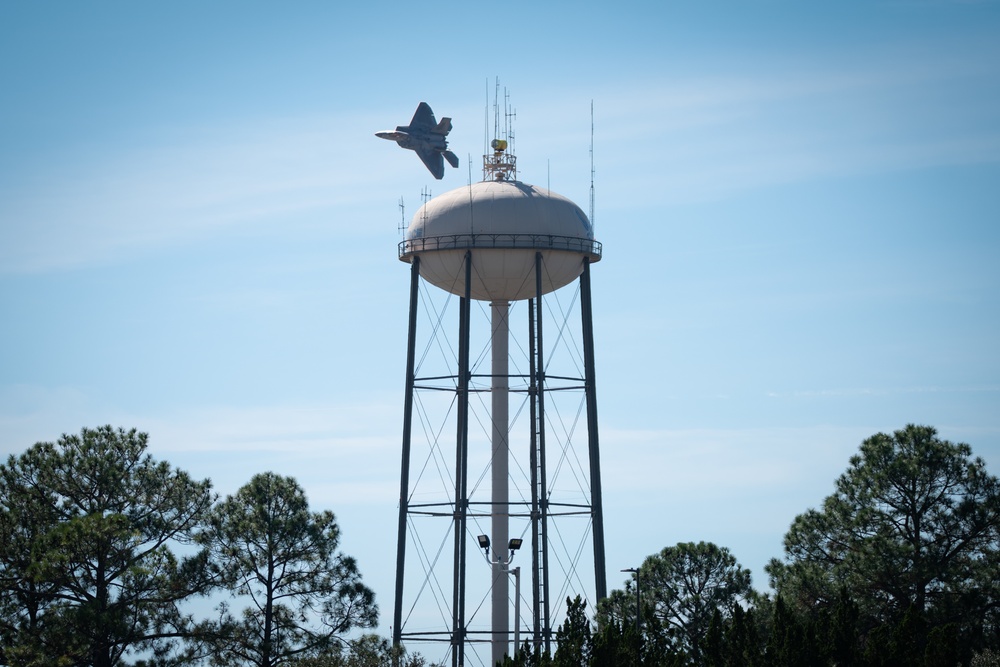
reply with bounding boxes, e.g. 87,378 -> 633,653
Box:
5,40 -> 998,274
766,385 -> 1000,398
0,386 -> 402,500
600,424 -> 871,494
0,112 -> 404,275
521,46 -> 1000,207
599,421 -> 1000,505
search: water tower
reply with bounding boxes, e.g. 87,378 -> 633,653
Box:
392,124 -> 606,667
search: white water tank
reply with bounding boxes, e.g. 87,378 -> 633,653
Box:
398,180 -> 601,302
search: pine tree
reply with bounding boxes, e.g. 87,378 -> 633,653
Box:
205,472 -> 377,667
0,426 -> 216,667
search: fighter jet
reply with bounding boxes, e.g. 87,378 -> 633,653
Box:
376,102 -> 459,179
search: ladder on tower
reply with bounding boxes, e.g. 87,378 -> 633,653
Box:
528,289 -> 552,656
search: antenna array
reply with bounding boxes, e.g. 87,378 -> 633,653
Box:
419,187 -> 432,225
483,79 -> 517,182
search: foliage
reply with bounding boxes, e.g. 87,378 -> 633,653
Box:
720,603 -> 762,667
600,541 -> 753,664
552,596 -> 590,667
0,426 -> 216,667
5,422 -> 996,667
498,636 -> 551,667
766,424 -> 1000,658
589,621 -> 628,667
286,634 -> 436,667
204,472 -> 377,667
972,649 -> 1000,667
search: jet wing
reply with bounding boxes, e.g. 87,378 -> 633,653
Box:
408,102 -> 437,131
416,147 -> 445,180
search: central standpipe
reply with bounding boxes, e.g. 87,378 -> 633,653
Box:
491,301 -> 510,666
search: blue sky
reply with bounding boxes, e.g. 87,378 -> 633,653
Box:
2,0 -> 999,653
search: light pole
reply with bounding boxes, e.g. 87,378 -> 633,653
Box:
480,535 -> 523,664
502,566 -> 521,656
620,567 -> 641,639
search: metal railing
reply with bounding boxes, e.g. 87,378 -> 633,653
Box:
398,233 -> 602,260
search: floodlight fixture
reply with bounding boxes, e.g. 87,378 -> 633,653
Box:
477,534 -> 491,558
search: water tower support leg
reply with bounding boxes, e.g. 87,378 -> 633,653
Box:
580,258 -> 608,602
393,257 -> 420,659
452,251 -> 472,667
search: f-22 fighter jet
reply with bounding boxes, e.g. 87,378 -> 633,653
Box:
376,102 -> 459,179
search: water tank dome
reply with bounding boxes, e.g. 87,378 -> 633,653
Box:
399,180 -> 601,302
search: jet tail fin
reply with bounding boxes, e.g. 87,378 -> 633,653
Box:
443,151 -> 459,169
434,117 -> 453,135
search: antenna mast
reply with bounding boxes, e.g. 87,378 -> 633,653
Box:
419,187 -> 432,226
590,100 -> 595,230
